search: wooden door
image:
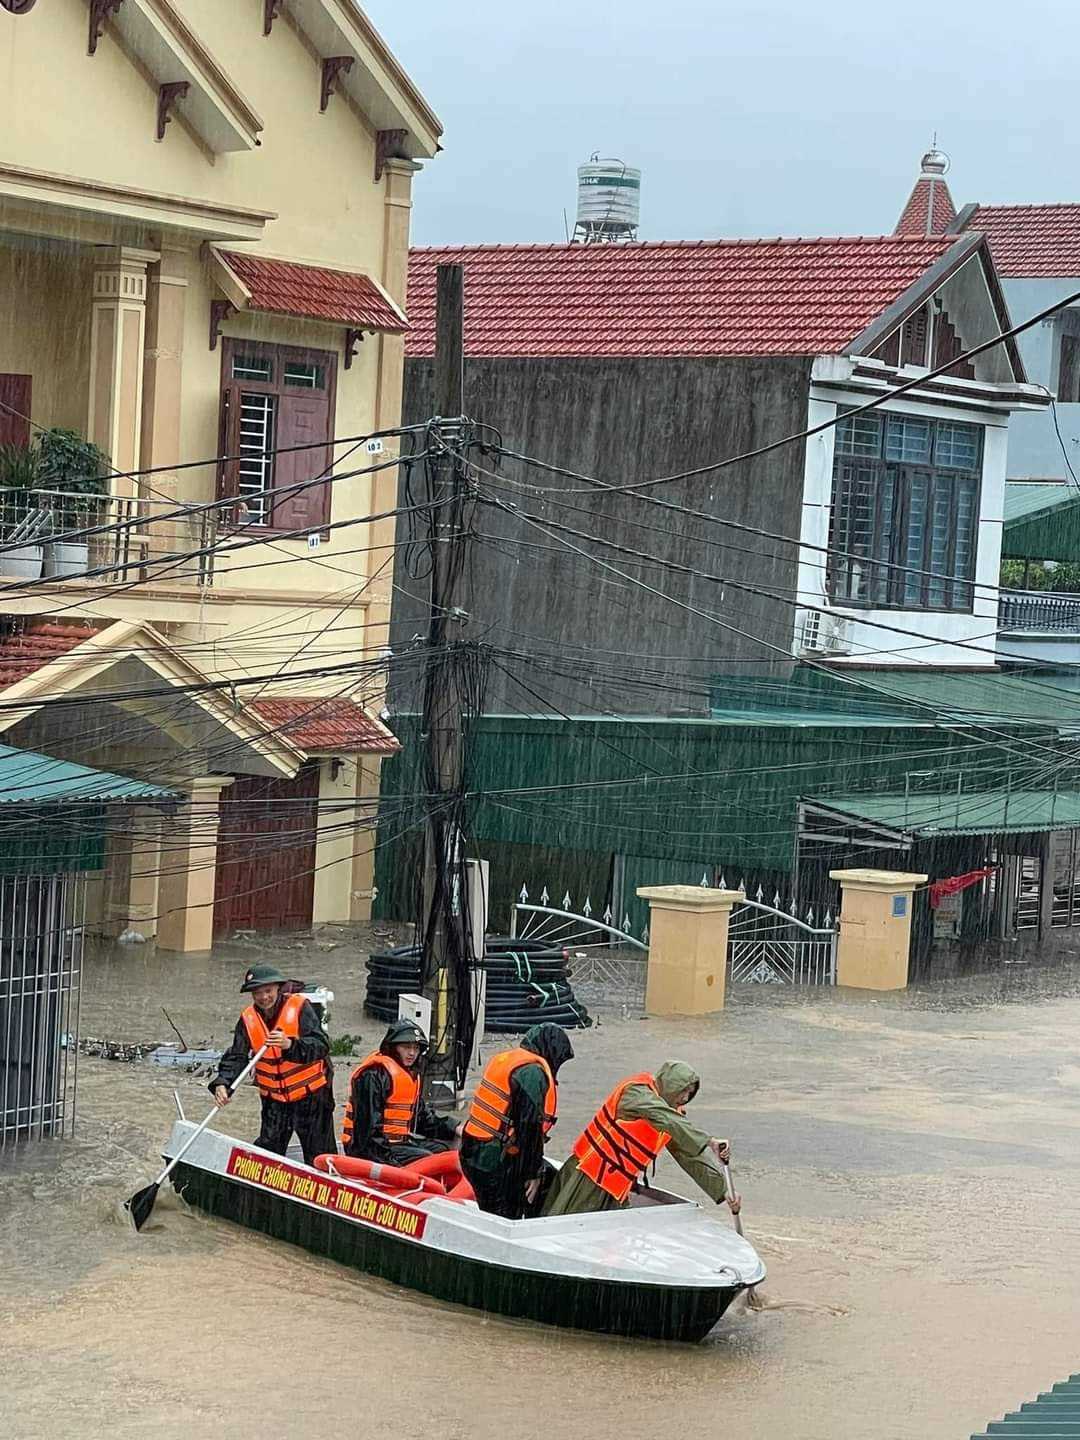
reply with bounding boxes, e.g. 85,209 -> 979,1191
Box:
213,765 -> 320,937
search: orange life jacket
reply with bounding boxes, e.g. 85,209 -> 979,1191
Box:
340,1052 -> 419,1149
463,1046 -> 557,1153
572,1072 -> 671,1203
241,994 -> 328,1104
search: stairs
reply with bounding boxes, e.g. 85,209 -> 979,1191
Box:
972,1375 -> 1080,1437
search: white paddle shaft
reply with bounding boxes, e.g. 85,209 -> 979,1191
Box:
149,1043 -> 269,1188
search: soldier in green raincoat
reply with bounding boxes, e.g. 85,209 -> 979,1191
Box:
543,1060 -> 742,1217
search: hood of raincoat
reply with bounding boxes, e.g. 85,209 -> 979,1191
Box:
521,1022 -> 574,1075
655,1060 -> 700,1105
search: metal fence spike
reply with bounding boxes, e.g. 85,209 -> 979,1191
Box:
562,891 -> 572,910
773,890 -> 781,907
718,874 -> 727,889
540,886 -> 549,906
622,913 -> 632,932
755,884 -> 764,902
700,871 -> 710,887
603,906 -> 613,925
789,897 -> 798,915
518,884 -> 529,902
582,896 -> 593,918
642,925 -> 650,945
824,909 -> 833,927
807,906 -> 816,924
738,876 -> 746,892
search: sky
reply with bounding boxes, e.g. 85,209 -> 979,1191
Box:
364,0 -> 1080,248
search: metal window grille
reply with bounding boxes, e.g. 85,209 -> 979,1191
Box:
1015,856 -> 1041,931
237,392 -> 277,524
827,413 -> 982,611
283,362 -> 323,389
0,873 -> 85,1150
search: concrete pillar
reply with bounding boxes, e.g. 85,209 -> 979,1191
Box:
829,868 -> 928,991
638,885 -> 744,1016
88,246 -> 159,488
313,757 -> 358,924
126,806 -> 163,940
140,245 -> 188,500
350,755 -> 382,922
157,777 -> 234,953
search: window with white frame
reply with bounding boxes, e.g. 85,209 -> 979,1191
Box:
826,411 -> 982,612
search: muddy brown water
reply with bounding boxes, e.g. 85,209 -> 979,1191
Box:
3,931 -> 1080,1438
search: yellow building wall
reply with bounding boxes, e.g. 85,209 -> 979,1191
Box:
0,243 -> 92,433
1,0 -> 385,271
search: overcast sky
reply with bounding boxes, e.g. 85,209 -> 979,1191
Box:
364,0 -> 1078,248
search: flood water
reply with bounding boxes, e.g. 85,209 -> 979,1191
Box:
3,931 -> 1080,1438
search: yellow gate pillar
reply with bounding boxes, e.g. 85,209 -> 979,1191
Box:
829,868 -> 928,991
157,777 -> 234,954
88,246 -> 159,485
637,885 -> 744,1016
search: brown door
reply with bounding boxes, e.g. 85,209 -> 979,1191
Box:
0,375 -> 32,447
213,765 -> 320,937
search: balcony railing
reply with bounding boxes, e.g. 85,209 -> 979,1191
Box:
998,588 -> 1080,633
0,489 -> 218,588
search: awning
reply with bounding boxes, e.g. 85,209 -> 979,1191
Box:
212,248 -> 407,335
805,789 -> 1080,839
250,697 -> 400,755
0,741 -> 177,807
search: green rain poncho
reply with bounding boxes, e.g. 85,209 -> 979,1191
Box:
542,1061 -> 728,1216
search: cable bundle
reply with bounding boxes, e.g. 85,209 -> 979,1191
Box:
364,934 -> 592,1033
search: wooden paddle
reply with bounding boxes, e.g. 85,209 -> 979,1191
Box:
125,1043 -> 269,1232
723,1158 -> 762,1307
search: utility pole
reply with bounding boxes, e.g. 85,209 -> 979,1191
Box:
418,263 -> 474,1100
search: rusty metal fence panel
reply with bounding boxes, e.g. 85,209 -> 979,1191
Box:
0,873 -> 86,1151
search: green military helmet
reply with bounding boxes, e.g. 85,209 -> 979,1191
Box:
381,1019 -> 428,1051
240,963 -> 287,992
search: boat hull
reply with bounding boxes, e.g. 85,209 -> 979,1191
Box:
171,1159 -> 743,1342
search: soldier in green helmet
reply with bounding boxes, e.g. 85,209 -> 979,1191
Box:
209,963 -> 335,1165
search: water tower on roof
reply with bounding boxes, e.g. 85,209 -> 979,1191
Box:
572,155 -> 641,244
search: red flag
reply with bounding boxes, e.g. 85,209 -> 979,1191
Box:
928,867 -> 996,909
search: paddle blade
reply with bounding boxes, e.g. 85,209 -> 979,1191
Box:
125,1181 -> 160,1232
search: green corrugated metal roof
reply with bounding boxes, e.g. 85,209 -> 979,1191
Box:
1002,481 -> 1080,561
1004,482 -> 1077,523
0,742 -> 178,806
713,669 -> 1080,730
813,788 -> 1080,836
972,1372 -> 1080,1437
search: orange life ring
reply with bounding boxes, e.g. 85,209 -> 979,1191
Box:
313,1153 -> 445,1194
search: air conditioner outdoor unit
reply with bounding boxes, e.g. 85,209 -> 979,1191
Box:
798,609 -> 853,656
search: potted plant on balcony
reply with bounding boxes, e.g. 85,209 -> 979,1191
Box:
36,428 -> 110,579
0,442 -> 50,580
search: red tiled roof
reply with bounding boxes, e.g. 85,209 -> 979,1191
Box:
959,204 -> 1080,277
251,697 -> 400,755
895,176 -> 957,237
0,623 -> 96,687
217,251 -> 407,332
404,236 -> 959,359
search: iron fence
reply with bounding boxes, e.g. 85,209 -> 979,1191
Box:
998,589 -> 1080,632
0,873 -> 86,1150
0,489 -> 218,588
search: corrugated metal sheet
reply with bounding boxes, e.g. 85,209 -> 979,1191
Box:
1002,481 -> 1080,562
972,1371 -> 1080,1436
815,788 -> 1080,837
0,743 -> 177,806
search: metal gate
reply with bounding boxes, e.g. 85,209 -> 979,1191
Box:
0,872 -> 85,1149
510,891 -> 648,1011
727,896 -> 837,985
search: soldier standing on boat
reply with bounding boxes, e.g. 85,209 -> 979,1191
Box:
210,964 -> 335,1166
543,1061 -> 742,1217
460,1023 -> 574,1219
341,1019 -> 461,1164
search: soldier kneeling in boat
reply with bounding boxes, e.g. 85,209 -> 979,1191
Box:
210,964 -> 335,1166
543,1061 -> 742,1217
461,1023 -> 574,1219
341,1020 -> 461,1164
